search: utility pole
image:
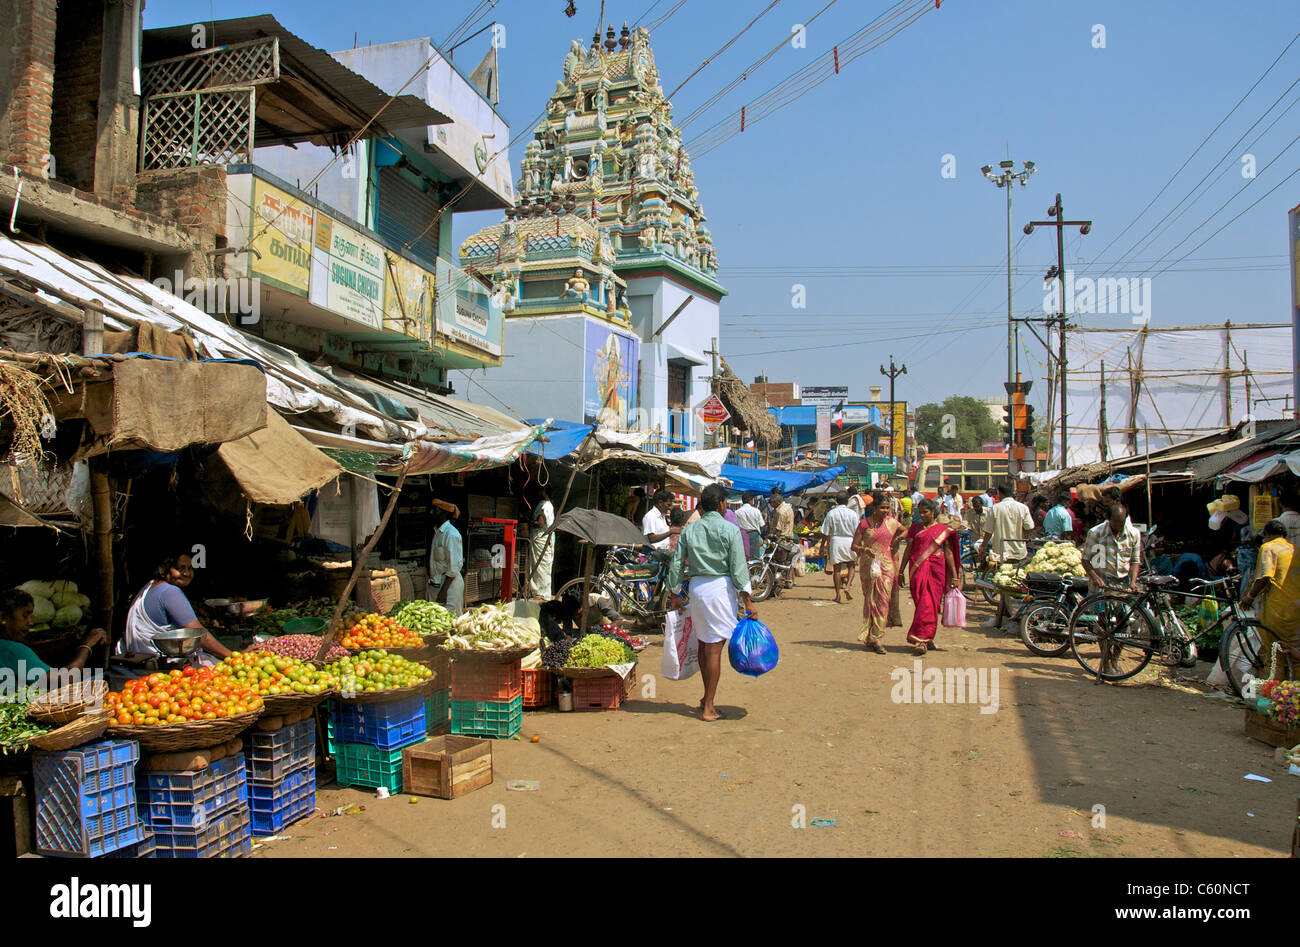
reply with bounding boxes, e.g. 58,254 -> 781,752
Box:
1025,193 -> 1091,469
880,355 -> 907,476
982,160 -> 1036,388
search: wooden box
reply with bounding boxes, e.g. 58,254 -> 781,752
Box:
1243,709 -> 1300,748
401,736 -> 493,799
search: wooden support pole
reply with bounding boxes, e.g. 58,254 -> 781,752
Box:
316,468 -> 408,662
90,458 -> 114,639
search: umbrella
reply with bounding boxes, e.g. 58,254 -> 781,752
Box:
553,508 -> 647,547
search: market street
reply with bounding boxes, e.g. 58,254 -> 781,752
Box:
262,576 -> 1295,858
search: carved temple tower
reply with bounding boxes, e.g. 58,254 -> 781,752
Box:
460,23 -> 726,445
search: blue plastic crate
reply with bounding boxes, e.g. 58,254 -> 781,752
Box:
151,805 -> 251,858
139,754 -> 249,829
250,766 -> 316,836
450,696 -> 523,739
103,830 -> 156,858
246,718 -> 316,781
330,695 -> 426,750
247,764 -> 313,806
34,741 -> 145,857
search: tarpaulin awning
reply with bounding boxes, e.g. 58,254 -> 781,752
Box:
216,411 -> 343,505
526,420 -> 594,460
379,424 -> 548,476
1219,450 -> 1300,483
720,464 -> 846,497
553,508 -> 647,546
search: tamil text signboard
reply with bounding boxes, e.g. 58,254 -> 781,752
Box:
310,215 -> 384,329
802,385 -> 848,407
250,178 -> 313,295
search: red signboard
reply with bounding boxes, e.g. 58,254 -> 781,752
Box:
696,394 -> 730,433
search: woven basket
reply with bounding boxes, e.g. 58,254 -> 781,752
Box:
331,677 -> 437,705
444,646 -> 536,665
259,689 -> 335,716
107,710 -> 262,752
27,679 -> 109,726
26,709 -> 111,752
554,666 -> 631,680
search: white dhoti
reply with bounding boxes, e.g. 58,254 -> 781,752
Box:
427,573 -> 465,615
688,575 -> 740,644
530,538 -> 554,599
829,536 -> 854,566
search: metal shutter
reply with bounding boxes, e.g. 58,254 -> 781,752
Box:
376,167 -> 442,271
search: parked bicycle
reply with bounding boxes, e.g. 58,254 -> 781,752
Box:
1016,571 -> 1093,657
554,546 -> 676,627
1065,574 -> 1272,691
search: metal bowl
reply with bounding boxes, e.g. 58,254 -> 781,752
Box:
153,629 -> 203,657
227,599 -> 267,617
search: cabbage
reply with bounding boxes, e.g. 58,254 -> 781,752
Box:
52,590 -> 80,609
74,593 -> 91,609
51,580 -> 78,594
52,604 -> 83,628
32,596 -> 55,623
18,580 -> 54,600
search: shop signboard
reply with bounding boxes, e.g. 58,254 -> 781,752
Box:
250,178 -> 313,295
816,408 -> 831,450
310,215 -> 385,329
802,385 -> 849,407
584,321 -> 639,430
695,394 -> 730,434
383,251 -> 434,341
436,259 -> 504,357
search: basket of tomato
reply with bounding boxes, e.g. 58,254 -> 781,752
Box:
339,614 -> 431,660
105,667 -> 264,752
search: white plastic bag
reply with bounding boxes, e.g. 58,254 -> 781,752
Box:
661,607 -> 699,681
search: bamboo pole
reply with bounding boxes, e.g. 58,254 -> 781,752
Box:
315,468 -> 408,662
90,458 -> 114,643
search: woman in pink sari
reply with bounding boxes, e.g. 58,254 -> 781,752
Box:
898,498 -> 961,656
851,490 -> 906,654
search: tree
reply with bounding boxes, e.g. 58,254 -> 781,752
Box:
914,395 -> 1002,453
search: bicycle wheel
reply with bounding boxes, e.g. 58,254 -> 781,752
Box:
1068,592 -> 1155,681
1019,601 -> 1072,657
1218,619 -> 1264,697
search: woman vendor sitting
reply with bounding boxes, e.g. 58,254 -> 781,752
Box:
116,551 -> 232,667
0,589 -> 107,691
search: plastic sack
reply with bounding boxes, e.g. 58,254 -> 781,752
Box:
728,614 -> 779,677
1197,594 -> 1220,633
941,588 -> 967,628
661,607 -> 699,681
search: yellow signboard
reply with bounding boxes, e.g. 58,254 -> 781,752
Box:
383,251 -> 434,341
863,401 -> 909,459
250,178 -> 313,295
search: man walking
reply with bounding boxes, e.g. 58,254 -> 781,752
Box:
735,491 -> 766,560
981,482 -> 1033,629
668,484 -> 756,722
940,482 -> 965,517
818,493 -> 861,604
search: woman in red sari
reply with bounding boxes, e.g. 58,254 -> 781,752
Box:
851,490 -> 907,654
898,498 -> 961,656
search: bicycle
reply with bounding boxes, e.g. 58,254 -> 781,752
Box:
1017,571 -> 1092,658
1066,574 -> 1273,690
554,545 -> 676,628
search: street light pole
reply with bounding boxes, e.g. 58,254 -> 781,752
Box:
880,354 -> 907,475
982,160 -> 1036,389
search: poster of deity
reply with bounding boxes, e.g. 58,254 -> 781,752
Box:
584,322 -> 639,430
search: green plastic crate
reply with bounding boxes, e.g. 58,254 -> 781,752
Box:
333,742 -> 406,793
425,689 -> 450,734
450,696 -> 522,739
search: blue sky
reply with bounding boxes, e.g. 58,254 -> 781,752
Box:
147,0 -> 1300,412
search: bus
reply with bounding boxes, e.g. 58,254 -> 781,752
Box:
914,453 -> 1013,499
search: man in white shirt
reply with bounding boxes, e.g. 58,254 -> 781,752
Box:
980,482 -> 1034,629
427,501 -> 465,614
529,487 -> 555,599
734,491 -> 766,560
642,490 -> 675,550
940,482 -> 965,517
1278,492 -> 1300,547
1082,503 -> 1141,592
818,493 -> 862,604
911,487 -> 925,512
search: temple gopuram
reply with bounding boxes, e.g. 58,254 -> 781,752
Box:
460,23 -> 726,445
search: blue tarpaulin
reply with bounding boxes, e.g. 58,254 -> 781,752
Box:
720,464 -> 846,497
526,419 -> 593,460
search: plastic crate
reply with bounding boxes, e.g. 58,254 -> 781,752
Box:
103,831 -> 156,858
330,695 -> 426,750
450,696 -> 523,739
572,676 -> 625,711
245,718 -> 316,782
521,668 -> 554,708
334,742 -> 408,793
151,805 -> 251,858
425,689 -> 451,733
138,753 -> 248,829
451,660 -> 522,701
249,765 -> 316,836
33,740 -> 145,857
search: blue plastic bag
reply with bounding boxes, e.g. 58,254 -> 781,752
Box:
728,614 -> 779,677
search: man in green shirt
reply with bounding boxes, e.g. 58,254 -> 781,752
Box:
668,484 -> 757,722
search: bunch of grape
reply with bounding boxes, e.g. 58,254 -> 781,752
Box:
541,637 -> 574,670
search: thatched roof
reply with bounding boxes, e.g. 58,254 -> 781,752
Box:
717,358 -> 781,447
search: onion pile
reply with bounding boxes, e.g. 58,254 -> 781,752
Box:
255,634 -> 349,661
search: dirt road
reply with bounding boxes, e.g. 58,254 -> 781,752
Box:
260,575 -> 1296,858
